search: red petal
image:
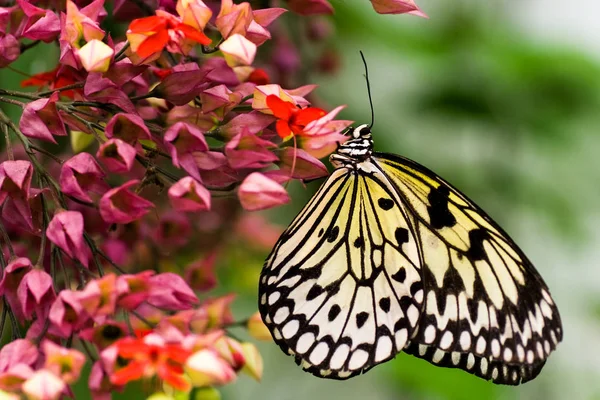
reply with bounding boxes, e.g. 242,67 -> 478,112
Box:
21,69 -> 57,88
276,120 -> 293,139
177,24 -> 212,45
136,29 -> 170,58
111,360 -> 147,385
247,68 -> 270,85
157,364 -> 190,391
294,107 -> 326,127
266,95 -> 294,120
129,16 -> 167,33
116,338 -> 150,358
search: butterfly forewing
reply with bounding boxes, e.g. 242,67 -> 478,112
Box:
372,152 -> 562,384
259,163 -> 423,379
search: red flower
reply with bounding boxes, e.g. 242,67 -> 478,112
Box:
127,12 -> 211,58
266,95 -> 326,139
111,336 -> 192,391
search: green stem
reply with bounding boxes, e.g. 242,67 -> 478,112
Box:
0,97 -> 25,107
1,123 -> 12,161
114,42 -> 130,62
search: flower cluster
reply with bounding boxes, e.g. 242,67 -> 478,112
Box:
0,0 -> 423,398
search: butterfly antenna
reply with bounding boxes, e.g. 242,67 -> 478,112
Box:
360,50 -> 375,129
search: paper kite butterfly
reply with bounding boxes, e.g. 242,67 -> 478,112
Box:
258,55 -> 562,385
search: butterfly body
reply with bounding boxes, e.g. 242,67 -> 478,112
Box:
259,124 -> 562,384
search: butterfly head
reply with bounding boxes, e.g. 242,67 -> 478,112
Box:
330,124 -> 374,167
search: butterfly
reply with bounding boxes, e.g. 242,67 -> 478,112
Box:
258,121 -> 563,385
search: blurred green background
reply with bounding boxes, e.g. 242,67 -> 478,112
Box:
224,1 -> 600,400
2,0 -> 600,399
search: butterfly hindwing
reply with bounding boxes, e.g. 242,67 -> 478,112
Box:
372,152 -> 562,384
259,165 -> 423,379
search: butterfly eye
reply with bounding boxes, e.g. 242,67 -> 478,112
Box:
359,126 -> 371,136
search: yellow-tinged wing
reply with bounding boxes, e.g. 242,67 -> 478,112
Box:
372,152 -> 562,384
259,166 -> 423,379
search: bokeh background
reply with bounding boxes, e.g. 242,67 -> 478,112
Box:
2,0 -> 599,399
225,1 -> 600,399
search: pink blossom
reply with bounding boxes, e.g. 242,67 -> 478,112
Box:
117,271 -> 153,310
99,180 -> 154,224
238,172 -> 290,211
200,84 -> 242,118
78,274 -> 124,322
0,257 -> 33,320
0,160 -> 33,207
200,294 -> 235,328
177,0 -> 213,31
48,290 -> 88,338
225,130 -> 278,170
46,210 -> 90,267
96,138 -> 137,173
185,349 -> 236,387
17,269 -> 56,320
247,7 -> 286,46
61,0 -> 106,49
288,0 -> 334,15
252,83 -> 316,113
0,34 -> 20,68
105,113 -> 151,144
300,105 -> 353,158
147,272 -> 199,310
0,364 -> 34,392
246,311 -> 272,341
19,92 -> 66,143
240,342 -> 263,381
59,153 -> 108,203
42,341 -> 86,384
16,0 -> 61,42
277,147 -> 328,180
21,369 -> 66,400
79,321 -> 128,350
220,34 -> 257,67
0,8 -> 10,32
163,122 -> 208,181
153,68 -> 213,106
370,0 -> 428,17
214,336 -> 246,370
168,177 -> 211,212
184,251 -> 217,291
78,39 -> 114,72
220,111 -> 275,140
0,339 -> 39,372
215,0 -> 253,39
84,73 -> 136,114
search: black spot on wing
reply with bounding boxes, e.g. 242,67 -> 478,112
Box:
328,304 -> 341,321
427,186 -> 457,229
379,297 -> 391,312
395,227 -> 409,245
466,229 -> 488,261
392,267 -> 406,283
354,237 -> 364,248
356,312 -> 369,328
327,226 -> 339,242
377,198 -> 394,210
306,285 -> 324,301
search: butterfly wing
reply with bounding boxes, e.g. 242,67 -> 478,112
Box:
372,152 -> 563,384
259,165 -> 423,379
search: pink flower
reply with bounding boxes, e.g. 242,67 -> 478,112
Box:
19,92 -> 67,143
225,130 -> 278,170
17,268 -> 56,320
0,257 -> 33,321
105,113 -> 151,144
277,147 -> 328,180
185,349 -> 236,387
214,336 -> 246,370
177,0 -> 213,31
59,153 -> 108,203
252,83 -> 316,114
168,177 -> 211,212
99,180 -> 154,224
46,210 -> 90,268
117,271 -> 153,310
21,369 -> 66,400
0,161 -> 33,228
370,0 -> 428,17
200,294 -> 235,328
246,311 -> 272,341
240,342 -> 263,381
220,33 -> 257,68
78,274 -> 123,322
300,105 -> 353,158
79,39 -> 114,72
220,111 -> 275,140
147,272 -> 199,310
200,85 -> 242,118
184,251 -> 218,291
287,0 -> 334,15
238,172 -> 290,211
153,68 -> 212,106
216,0 -> 285,46
153,212 -> 192,248
84,73 -> 136,114
96,139 -> 137,173
0,339 -> 40,372
164,122 -> 208,181
0,34 -> 20,68
15,0 -> 61,42
42,341 -> 86,384
48,290 -> 88,338
61,0 -> 106,49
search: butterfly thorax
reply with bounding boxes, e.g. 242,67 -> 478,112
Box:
330,124 -> 374,168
